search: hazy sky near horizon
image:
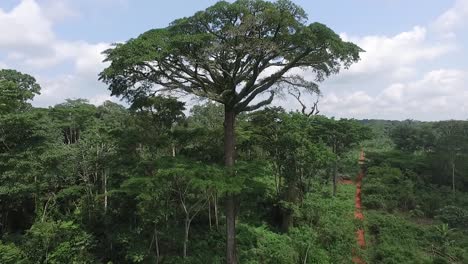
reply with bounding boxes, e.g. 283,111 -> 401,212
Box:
0,0 -> 467,120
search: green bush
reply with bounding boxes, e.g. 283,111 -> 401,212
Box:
362,166 -> 416,212
435,206 -> 468,228
22,220 -> 95,263
289,227 -> 330,264
238,224 -> 298,264
366,211 -> 432,264
0,241 -> 29,264
297,183 -> 355,263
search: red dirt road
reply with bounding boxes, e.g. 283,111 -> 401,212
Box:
353,170 -> 366,263
339,170 -> 367,263
338,150 -> 367,263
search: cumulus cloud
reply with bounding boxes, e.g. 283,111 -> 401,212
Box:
0,0 -> 55,52
0,0 -> 466,121
338,26 -> 455,80
0,0 -> 112,107
433,0 -> 468,35
0,0 -> 109,71
320,70 -> 468,120
34,73 -> 117,107
313,0 -> 467,120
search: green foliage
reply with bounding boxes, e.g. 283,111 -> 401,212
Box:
297,183 -> 356,263
23,220 -> 95,263
362,166 -> 416,211
390,122 -> 435,153
435,206 -> 468,228
0,69 -> 41,113
309,116 -> 373,155
100,0 -> 362,114
288,227 -> 330,264
0,241 -> 28,264
366,211 -> 432,264
99,2 -> 362,262
3,67 -> 468,264
239,224 -> 299,264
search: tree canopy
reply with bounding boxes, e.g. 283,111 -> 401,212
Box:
100,0 -> 362,113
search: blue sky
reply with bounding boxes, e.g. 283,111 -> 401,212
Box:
0,0 -> 467,120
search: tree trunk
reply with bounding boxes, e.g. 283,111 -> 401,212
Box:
104,168 -> 108,213
332,159 -> 338,196
452,161 -> 455,193
224,108 -> 237,264
208,195 -> 212,230
183,217 -> 190,258
281,180 -> 297,232
155,226 -> 160,264
214,192 -> 219,229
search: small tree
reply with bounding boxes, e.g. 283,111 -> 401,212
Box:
310,117 -> 372,195
100,1 -> 362,261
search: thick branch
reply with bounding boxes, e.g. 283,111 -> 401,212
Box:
237,91 -> 275,112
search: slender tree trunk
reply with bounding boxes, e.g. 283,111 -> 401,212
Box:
95,145 -> 99,185
303,244 -> 311,264
1,211 -> 8,234
155,226 -> 160,264
183,217 -> 190,258
224,108 -> 237,264
104,169 -> 108,213
332,159 -> 338,196
452,160 -> 455,193
214,192 -> 219,229
41,196 -> 53,223
208,195 -> 212,230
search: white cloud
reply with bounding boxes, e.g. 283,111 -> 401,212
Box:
34,73 -> 116,107
0,0 -> 55,51
433,0 -> 468,34
20,41 -> 110,74
0,0 -> 109,71
308,0 -> 468,121
89,94 -> 120,106
73,42 -> 110,76
1,0 -> 467,121
0,0 -> 112,107
41,0 -> 79,22
321,70 -> 468,120
339,26 -> 455,79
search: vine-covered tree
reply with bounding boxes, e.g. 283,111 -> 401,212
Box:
99,0 -> 362,261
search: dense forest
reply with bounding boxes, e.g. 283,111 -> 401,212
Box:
2,68 -> 468,263
1,0 -> 468,263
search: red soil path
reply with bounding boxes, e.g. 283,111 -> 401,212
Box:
353,170 -> 366,263
341,151 -> 367,264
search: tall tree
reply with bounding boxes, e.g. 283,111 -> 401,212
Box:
390,121 -> 435,153
433,121 -> 468,192
0,69 -> 44,234
248,109 -> 332,231
0,69 -> 41,113
99,1 -> 362,261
